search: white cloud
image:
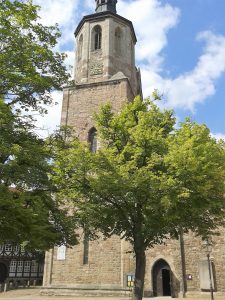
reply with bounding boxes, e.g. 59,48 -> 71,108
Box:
118,1 -> 225,112
32,0 -> 225,136
32,0 -> 78,137
34,0 -> 79,50
164,31 -> 225,111
118,0 -> 180,71
33,91 -> 63,138
84,0 -> 95,12
64,50 -> 76,78
211,132 -> 225,141
34,0 -> 76,26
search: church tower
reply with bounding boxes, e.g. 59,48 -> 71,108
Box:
43,0 -> 141,295
61,0 -> 142,141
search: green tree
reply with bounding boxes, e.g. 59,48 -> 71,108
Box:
52,96 -> 225,300
0,0 -> 69,113
0,99 -> 77,249
0,0 -> 77,249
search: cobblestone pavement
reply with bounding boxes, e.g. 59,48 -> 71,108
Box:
0,289 -> 171,300
0,288 -> 222,300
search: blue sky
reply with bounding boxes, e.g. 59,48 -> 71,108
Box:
34,0 -> 225,140
163,0 -> 225,135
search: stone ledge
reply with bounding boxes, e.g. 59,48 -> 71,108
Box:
40,287 -> 131,297
65,77 -> 128,91
179,291 -> 225,300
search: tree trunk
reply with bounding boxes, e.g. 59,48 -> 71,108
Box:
179,229 -> 187,298
133,247 -> 146,300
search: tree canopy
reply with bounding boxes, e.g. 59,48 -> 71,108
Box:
52,96 -> 225,300
0,99 -> 77,249
0,0 -> 76,250
0,0 -> 69,113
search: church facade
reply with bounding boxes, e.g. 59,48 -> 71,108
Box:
42,1 -> 225,298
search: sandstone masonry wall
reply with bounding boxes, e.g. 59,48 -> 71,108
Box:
61,79 -> 135,141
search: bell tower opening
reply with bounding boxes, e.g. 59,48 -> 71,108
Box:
92,25 -> 102,50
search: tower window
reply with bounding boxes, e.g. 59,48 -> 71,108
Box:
83,233 -> 89,265
88,128 -> 97,153
78,34 -> 83,61
115,27 -> 122,55
92,25 -> 102,50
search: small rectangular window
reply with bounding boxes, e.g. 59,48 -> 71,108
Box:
83,235 -> 89,265
17,261 -> 23,273
24,261 -> 31,273
9,260 -> 17,273
31,261 -> 38,273
5,244 -> 13,252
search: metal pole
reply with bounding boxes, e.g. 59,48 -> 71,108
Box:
207,253 -> 214,300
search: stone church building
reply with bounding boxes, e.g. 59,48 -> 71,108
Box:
42,1 -> 225,298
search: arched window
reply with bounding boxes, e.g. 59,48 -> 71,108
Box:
130,40 -> 134,66
88,128 -> 97,153
92,25 -> 102,50
115,27 -> 122,55
78,34 -> 83,61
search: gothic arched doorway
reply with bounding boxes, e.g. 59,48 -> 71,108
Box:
152,259 -> 172,297
0,263 -> 8,283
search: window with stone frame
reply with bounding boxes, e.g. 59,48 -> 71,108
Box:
115,27 -> 122,55
92,25 -> 102,50
88,128 -> 97,153
83,128 -> 98,264
78,34 -> 83,61
83,233 -> 89,265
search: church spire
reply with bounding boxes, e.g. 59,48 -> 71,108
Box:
95,0 -> 117,14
